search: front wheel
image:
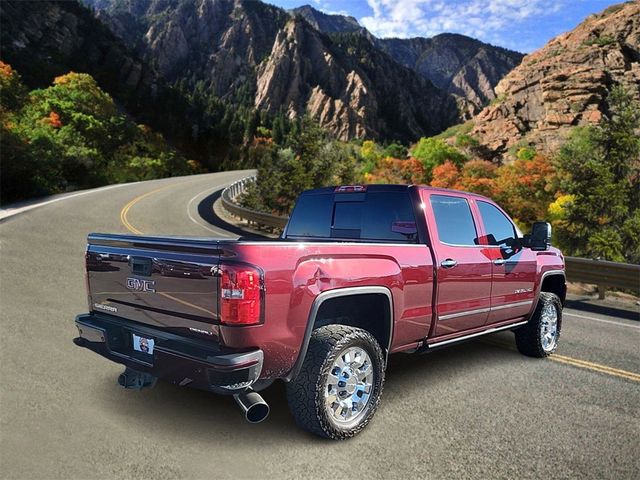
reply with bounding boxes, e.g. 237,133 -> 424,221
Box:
286,325 -> 386,439
515,292 -> 562,357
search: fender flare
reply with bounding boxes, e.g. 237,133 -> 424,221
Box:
283,286 -> 394,382
528,269 -> 566,317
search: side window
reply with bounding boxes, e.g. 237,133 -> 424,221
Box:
430,195 -> 478,246
477,201 -> 517,246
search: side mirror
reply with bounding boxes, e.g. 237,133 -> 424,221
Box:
523,222 -> 552,251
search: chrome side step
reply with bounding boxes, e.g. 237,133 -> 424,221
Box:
426,320 -> 528,350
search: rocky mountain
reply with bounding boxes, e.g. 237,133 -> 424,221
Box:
377,35 -> 523,116
291,5 -> 523,115
3,0 -> 524,144
468,1 -> 640,159
255,18 -> 457,140
291,5 -> 362,34
83,0 -> 458,141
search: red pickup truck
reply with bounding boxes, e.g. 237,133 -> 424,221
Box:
74,184 -> 566,439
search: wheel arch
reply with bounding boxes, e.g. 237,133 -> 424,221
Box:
530,270 -> 566,316
284,286 -> 394,381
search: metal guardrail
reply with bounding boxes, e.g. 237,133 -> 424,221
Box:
565,257 -> 640,297
221,176 -> 289,230
222,177 -> 640,296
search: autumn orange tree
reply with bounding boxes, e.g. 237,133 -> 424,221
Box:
365,157 -> 424,184
430,154 -> 557,230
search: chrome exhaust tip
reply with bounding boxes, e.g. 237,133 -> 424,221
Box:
233,390 -> 270,423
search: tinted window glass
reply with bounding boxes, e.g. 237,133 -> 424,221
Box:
286,191 -> 417,242
286,193 -> 333,238
360,192 -> 417,242
430,195 -> 478,245
478,201 -> 516,246
333,202 -> 363,229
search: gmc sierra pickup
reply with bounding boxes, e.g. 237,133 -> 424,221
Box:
74,184 -> 566,439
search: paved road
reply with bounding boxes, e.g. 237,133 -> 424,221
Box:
1,172 -> 639,479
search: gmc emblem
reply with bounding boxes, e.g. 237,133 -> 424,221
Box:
126,277 -> 156,293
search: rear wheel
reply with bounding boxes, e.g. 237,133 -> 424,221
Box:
286,325 -> 386,439
515,292 -> 562,357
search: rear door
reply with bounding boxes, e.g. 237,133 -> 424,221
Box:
475,201 -> 537,323
422,192 -> 493,337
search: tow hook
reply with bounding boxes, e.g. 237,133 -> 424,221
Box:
234,390 -> 270,423
118,367 -> 158,390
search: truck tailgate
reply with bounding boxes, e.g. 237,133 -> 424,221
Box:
86,233 -> 222,339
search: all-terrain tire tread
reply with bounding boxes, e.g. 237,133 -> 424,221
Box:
515,292 -> 562,358
285,325 -> 385,439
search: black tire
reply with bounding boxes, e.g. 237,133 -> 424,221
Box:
515,292 -> 562,357
286,325 -> 386,439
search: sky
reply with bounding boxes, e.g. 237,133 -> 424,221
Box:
267,0 -> 621,53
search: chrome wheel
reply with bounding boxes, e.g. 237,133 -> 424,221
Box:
324,346 -> 374,427
540,303 -> 558,352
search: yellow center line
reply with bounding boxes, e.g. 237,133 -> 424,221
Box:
482,339 -> 640,383
120,183 -> 179,234
550,354 -> 640,382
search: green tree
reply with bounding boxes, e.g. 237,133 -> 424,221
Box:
383,142 -> 408,159
411,137 -> 467,181
359,140 -> 383,174
555,86 -> 640,262
241,117 -> 359,216
1,66 -> 197,203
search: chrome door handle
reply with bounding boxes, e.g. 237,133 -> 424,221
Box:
440,259 -> 458,268
493,259 -> 506,266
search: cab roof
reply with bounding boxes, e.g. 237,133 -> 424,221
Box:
301,184 -> 494,202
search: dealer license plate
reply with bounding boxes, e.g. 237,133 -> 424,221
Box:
132,333 -> 155,355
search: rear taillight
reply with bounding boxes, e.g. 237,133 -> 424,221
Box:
219,264 -> 263,326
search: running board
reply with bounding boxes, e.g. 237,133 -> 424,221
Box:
420,320 -> 528,352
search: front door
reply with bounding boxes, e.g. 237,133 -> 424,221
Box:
423,193 -> 493,337
475,200 -> 537,323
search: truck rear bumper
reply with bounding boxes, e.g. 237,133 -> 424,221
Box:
74,313 -> 263,394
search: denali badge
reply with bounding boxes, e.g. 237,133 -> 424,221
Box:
126,277 -> 156,293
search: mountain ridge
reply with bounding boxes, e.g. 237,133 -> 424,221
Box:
467,1 -> 640,159
291,4 -> 524,115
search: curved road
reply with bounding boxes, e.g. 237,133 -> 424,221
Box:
1,172 -> 639,479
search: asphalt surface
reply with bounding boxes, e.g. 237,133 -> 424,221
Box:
1,171 -> 639,479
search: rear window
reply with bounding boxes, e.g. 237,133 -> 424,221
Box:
286,191 -> 418,242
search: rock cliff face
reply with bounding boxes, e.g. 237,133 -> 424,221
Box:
255,18 -> 457,141
469,2 -> 640,158
291,5 -> 362,34
292,6 -> 523,116
85,0 -> 458,141
86,0 -> 289,99
378,35 -> 523,116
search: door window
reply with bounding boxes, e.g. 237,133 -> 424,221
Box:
430,195 -> 478,246
477,201 -> 517,247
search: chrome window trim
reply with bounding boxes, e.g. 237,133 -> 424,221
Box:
439,307 -> 490,320
429,194 -> 479,247
491,300 -> 534,311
